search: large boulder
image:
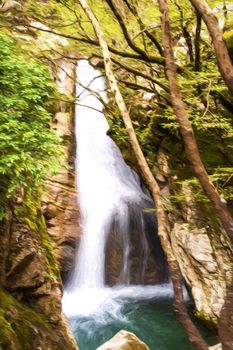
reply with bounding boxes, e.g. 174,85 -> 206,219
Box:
96,330 -> 150,350
170,181 -> 232,326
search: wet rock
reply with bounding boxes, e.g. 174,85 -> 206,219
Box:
209,344 -> 222,350
105,206 -> 168,286
96,330 -> 150,350
0,288 -> 78,350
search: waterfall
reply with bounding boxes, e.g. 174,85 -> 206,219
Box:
62,60 -> 171,319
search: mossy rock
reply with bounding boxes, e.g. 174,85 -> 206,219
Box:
0,288 -> 74,350
224,31 -> 233,60
0,288 -> 47,350
21,195 -> 59,279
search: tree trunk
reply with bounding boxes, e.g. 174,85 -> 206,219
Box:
157,0 -> 233,246
219,289 -> 233,350
189,0 -> 233,95
77,1 -> 209,349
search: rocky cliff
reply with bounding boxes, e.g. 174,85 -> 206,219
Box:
156,152 -> 233,326
42,59 -> 81,284
0,201 -> 78,350
0,6 -> 79,348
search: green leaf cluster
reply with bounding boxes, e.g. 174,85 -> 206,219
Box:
0,32 -> 62,207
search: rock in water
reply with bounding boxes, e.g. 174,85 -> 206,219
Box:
96,330 -> 150,350
209,344 -> 222,350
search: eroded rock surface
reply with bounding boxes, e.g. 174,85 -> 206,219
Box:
170,181 -> 232,324
96,330 -> 150,350
42,60 -> 81,282
171,222 -> 232,323
151,150 -> 233,325
105,208 -> 168,285
0,205 -> 78,350
0,19 -> 79,349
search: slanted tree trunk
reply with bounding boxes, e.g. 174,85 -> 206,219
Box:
77,1 -> 209,349
189,0 -> 233,95
157,0 -> 233,246
219,292 -> 233,350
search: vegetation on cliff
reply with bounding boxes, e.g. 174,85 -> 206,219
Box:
0,7 -> 78,350
0,31 -> 62,219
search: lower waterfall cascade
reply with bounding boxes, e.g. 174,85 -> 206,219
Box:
62,60 -> 212,350
62,59 -> 170,314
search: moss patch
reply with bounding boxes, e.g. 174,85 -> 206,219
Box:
0,287 -> 74,350
0,288 -> 48,350
194,309 -> 218,331
20,193 -> 59,280
224,31 -> 233,60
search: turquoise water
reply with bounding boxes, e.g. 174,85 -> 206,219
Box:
68,294 -> 215,350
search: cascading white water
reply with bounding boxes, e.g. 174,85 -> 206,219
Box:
69,59 -> 154,289
62,59 -> 173,318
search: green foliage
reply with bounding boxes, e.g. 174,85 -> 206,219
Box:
3,0 -> 231,210
0,32 -> 62,210
224,30 -> 233,59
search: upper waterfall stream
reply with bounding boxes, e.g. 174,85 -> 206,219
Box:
62,60 -> 211,350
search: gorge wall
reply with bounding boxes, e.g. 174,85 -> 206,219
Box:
0,9 -> 79,348
0,1 -> 233,348
106,82 -> 233,327
0,199 -> 78,349
156,152 -> 233,326
53,56 -> 233,328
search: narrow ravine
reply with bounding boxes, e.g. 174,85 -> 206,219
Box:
62,60 -> 213,350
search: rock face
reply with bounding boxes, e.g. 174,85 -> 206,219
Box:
0,204 -> 78,350
96,330 -> 150,350
0,12 -> 80,350
42,60 -> 81,283
105,208 -> 168,285
155,152 -> 233,326
0,36 -> 79,349
170,181 -> 232,325
171,222 -> 232,323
